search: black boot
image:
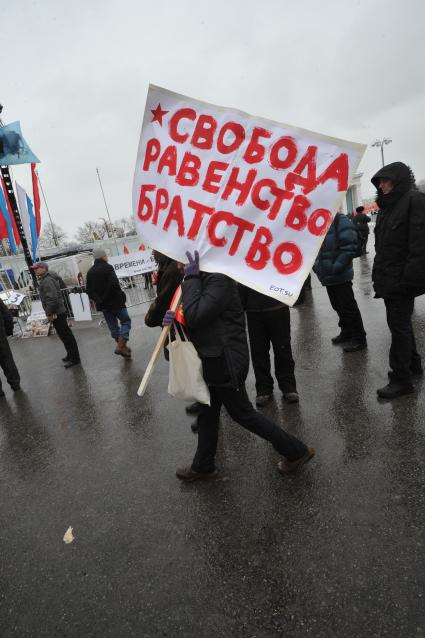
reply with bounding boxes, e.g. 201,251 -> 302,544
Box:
331,333 -> 351,344
343,340 -> 367,352
377,381 -> 414,399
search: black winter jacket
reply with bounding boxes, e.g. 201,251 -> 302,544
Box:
353,213 -> 370,238
313,214 -> 357,286
86,259 -> 126,311
145,256 -> 183,327
182,273 -> 249,388
371,162 -> 425,299
0,299 -> 14,337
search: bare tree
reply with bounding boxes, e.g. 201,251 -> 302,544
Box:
113,216 -> 134,238
417,179 -> 425,194
74,221 -> 107,243
126,214 -> 137,236
39,222 -> 68,248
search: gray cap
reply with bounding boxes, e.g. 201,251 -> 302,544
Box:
93,248 -> 107,260
31,261 -> 49,270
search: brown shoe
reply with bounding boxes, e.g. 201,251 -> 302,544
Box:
114,336 -> 132,358
176,466 -> 218,482
278,447 -> 315,475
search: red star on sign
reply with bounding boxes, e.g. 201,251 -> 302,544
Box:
150,103 -> 169,126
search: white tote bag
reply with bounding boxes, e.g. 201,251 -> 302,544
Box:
168,325 -> 210,405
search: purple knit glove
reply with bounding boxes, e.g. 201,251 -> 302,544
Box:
162,309 -> 175,327
184,251 -> 200,277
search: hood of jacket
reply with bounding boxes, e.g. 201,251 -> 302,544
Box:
371,162 -> 415,209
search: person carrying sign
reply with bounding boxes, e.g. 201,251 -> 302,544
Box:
163,251 -> 314,481
145,251 -> 202,432
86,249 -> 132,359
313,212 -> 367,352
238,285 -> 299,406
0,298 -> 21,396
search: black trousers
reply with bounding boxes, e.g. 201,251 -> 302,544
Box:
326,282 -> 366,342
53,313 -> 80,361
247,307 -> 296,395
191,384 -> 307,473
384,297 -> 421,384
0,332 -> 20,391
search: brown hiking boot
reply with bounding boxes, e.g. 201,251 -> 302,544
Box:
176,466 -> 218,482
278,448 -> 315,475
114,336 -> 132,358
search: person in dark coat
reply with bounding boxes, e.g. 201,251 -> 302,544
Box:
86,249 -> 131,358
0,298 -> 20,395
239,286 -> 298,406
313,213 -> 367,352
163,251 -> 315,482
371,162 -> 425,398
353,206 -> 371,255
49,270 -> 72,317
145,252 -> 201,430
32,262 -> 81,367
144,252 -> 183,328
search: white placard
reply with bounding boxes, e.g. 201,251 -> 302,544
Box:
69,293 -> 92,321
0,290 -> 26,306
133,85 -> 366,305
108,251 -> 156,278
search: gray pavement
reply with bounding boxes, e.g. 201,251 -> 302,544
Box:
0,253 -> 424,637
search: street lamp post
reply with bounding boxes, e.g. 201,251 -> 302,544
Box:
372,138 -> 392,167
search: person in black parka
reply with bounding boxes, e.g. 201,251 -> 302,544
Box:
86,248 -> 131,358
313,212 -> 367,352
353,206 -> 371,254
371,162 -> 425,398
145,252 -> 202,431
0,299 -> 20,396
162,252 -> 315,482
144,252 -> 183,329
239,285 -> 298,407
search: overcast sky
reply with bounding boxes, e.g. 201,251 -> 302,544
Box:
2,0 -> 425,237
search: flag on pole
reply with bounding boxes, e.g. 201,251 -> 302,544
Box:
0,178 -> 18,253
31,164 -> 42,236
15,182 -> 38,260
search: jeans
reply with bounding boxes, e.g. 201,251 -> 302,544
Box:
384,297 -> 421,384
53,313 -> 80,361
103,307 -> 131,341
326,282 -> 366,342
191,384 -> 307,473
247,307 -> 296,394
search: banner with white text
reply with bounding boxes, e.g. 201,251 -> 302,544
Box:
132,85 -> 366,305
109,251 -> 156,278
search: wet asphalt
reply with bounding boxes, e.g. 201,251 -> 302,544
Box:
0,252 -> 424,638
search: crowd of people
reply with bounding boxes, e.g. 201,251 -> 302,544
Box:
0,161 -> 424,479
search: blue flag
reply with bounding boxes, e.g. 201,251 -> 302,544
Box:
0,121 -> 40,166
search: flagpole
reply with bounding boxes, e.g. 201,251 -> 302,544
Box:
35,170 -> 59,247
96,167 -> 119,254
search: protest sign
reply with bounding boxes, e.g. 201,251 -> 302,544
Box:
133,85 -> 366,305
0,290 -> 26,306
108,250 -> 156,278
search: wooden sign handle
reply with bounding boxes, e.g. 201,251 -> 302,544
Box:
137,287 -> 182,397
